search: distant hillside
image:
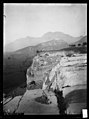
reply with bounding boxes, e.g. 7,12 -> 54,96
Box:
42,32 -> 82,44
5,32 -> 82,52
70,36 -> 87,46
74,36 -> 87,44
4,36 -> 40,53
37,39 -> 68,51
12,39 -> 68,57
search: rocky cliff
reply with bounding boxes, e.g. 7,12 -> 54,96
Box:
3,50 -> 87,115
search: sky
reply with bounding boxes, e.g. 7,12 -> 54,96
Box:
4,3 -> 87,46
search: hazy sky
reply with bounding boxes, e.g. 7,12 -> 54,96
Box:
4,3 -> 87,46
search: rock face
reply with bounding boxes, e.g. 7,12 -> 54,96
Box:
29,52 -> 87,92
3,50 -> 87,115
59,54 -> 87,88
3,89 -> 59,115
26,51 -> 65,85
41,54 -> 86,90
41,53 -> 87,114
26,51 -> 87,114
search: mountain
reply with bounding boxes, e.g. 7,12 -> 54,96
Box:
37,39 -> 68,51
41,32 -> 82,44
12,39 -> 68,57
74,36 -> 87,44
5,32 -> 82,52
70,36 -> 87,46
4,36 -> 40,53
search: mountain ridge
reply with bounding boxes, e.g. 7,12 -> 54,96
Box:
70,36 -> 87,46
5,32 -> 84,53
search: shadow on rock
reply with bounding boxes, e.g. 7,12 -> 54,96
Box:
4,83 -> 27,99
65,89 -> 87,105
54,89 -> 68,115
27,80 -> 43,90
35,95 -> 52,105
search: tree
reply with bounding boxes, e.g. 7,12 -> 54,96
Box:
69,44 -> 76,47
8,57 -> 11,60
82,42 -> 87,46
78,44 -> 81,46
36,50 -> 39,54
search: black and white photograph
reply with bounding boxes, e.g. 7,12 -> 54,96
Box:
3,3 -> 87,116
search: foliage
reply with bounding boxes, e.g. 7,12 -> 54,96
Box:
78,44 -> 81,46
69,44 -> 76,47
82,42 -> 87,46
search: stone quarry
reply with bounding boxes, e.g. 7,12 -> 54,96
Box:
3,51 -> 87,115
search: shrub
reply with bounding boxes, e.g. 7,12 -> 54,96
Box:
69,44 -> 76,47
36,50 -> 40,53
78,44 -> 81,46
82,42 -> 87,46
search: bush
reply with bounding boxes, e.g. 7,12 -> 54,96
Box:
82,42 -> 87,46
69,44 -> 76,47
36,50 -> 39,53
65,51 -> 74,57
78,44 -> 81,46
66,53 -> 72,57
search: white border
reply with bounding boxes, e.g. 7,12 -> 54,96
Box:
4,3 -> 87,6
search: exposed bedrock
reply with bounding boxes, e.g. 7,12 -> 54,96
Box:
26,52 -> 87,114
42,54 -> 87,93
35,53 -> 87,114
3,52 -> 87,115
